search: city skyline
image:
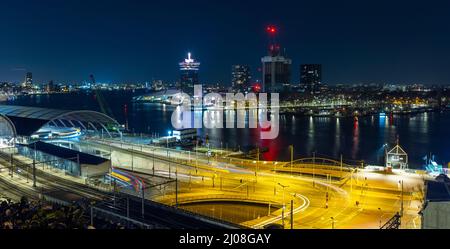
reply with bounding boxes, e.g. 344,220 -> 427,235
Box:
1,0 -> 450,85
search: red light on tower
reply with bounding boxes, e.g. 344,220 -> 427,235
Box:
266,25 -> 277,35
252,83 -> 262,93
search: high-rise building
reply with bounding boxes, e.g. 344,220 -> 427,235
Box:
179,52 -> 200,94
23,72 -> 33,88
261,26 -> 292,92
300,64 -> 322,94
261,56 -> 292,92
46,80 -> 55,92
231,65 -> 251,92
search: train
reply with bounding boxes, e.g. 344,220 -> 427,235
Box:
106,168 -> 145,193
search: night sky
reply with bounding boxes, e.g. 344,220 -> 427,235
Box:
1,0 -> 450,85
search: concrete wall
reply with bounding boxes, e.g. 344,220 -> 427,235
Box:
111,150 -> 168,172
422,201 -> 450,229
81,161 -> 111,178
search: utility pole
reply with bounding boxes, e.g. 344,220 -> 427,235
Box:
113,179 -> 116,207
141,185 -> 145,218
195,142 -> 198,173
256,146 -> 259,182
278,182 -> 289,229
400,180 -> 404,217
312,152 -> 316,184
32,159 -> 36,187
152,149 -> 155,175
90,206 -> 94,227
127,197 -> 130,219
378,207 -> 382,228
350,170 -> 353,193
10,153 -> 13,178
131,148 -> 134,172
168,152 -> 171,179
290,145 -> 294,175
290,199 -> 294,229
175,178 -> 178,208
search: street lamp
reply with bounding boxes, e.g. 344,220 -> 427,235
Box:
289,145 -> 294,175
152,148 -> 155,175
256,146 -> 260,182
378,207 -> 382,228
278,182 -> 289,227
312,151 -> 316,184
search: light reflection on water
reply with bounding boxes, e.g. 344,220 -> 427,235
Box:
9,91 -> 450,169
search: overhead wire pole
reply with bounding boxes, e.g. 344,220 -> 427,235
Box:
256,146 -> 259,182
32,159 -> 36,187
10,153 -> 13,178
278,183 -> 289,228
400,180 -> 404,217
152,149 -> 155,175
290,145 -> 294,175
290,199 -> 294,229
141,185 -> 145,218
175,174 -> 178,208
312,151 -> 316,186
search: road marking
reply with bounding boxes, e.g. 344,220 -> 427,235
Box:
252,193 -> 310,228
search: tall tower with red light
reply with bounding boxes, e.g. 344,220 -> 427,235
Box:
266,25 -> 281,56
261,25 -> 292,92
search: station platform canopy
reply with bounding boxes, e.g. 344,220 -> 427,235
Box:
0,104 -> 120,137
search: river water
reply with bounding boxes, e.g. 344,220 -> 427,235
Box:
6,90 -> 450,169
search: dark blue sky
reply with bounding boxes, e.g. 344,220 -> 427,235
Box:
1,0 -> 450,85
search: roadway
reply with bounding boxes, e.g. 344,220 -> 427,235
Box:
78,137 -> 425,229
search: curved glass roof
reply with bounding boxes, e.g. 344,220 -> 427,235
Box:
0,104 -> 119,136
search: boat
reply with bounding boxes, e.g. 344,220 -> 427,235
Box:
132,89 -> 182,103
423,154 -> 444,176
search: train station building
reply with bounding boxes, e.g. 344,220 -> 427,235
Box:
0,104 -> 121,177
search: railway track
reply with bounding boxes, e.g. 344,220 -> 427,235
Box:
0,151 -> 112,202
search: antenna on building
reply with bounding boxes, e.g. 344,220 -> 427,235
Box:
266,25 -> 280,56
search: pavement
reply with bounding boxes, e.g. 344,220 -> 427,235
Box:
0,137 -> 425,229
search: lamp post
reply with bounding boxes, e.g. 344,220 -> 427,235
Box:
312,151 -> 316,184
131,146 -> 134,172
278,183 -> 289,228
378,207 -> 382,228
289,145 -> 294,175
166,130 -> 171,158
256,146 -> 259,182
152,149 -> 155,175
168,151 -> 171,179
400,180 -> 404,216
195,141 -> 198,174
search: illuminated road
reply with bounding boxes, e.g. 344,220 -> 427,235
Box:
0,136 -> 426,229
80,137 -> 425,229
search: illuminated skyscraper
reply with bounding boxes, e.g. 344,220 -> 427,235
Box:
261,26 -> 292,92
300,64 -> 322,94
231,65 -> 251,92
23,72 -> 33,88
179,52 -> 200,94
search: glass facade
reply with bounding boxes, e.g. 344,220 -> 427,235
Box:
17,145 -> 81,176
